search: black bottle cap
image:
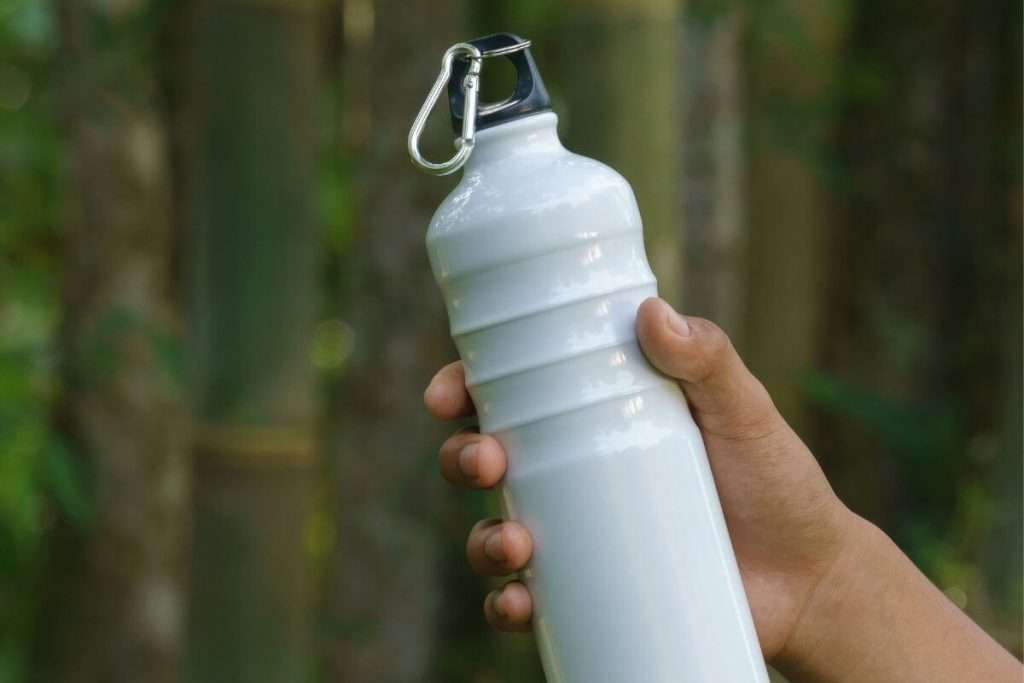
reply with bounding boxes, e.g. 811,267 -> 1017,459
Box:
448,33 -> 552,134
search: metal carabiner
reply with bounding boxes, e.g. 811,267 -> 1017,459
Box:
408,43 -> 482,176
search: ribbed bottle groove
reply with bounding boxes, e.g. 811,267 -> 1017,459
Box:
465,335 -> 638,387
470,341 -> 670,433
433,224 -> 640,284
443,231 -> 654,335
450,276 -> 656,336
479,383 -> 667,434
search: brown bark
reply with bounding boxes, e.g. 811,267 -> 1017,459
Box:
180,1 -> 324,680
820,0 -> 1022,649
742,0 -> 847,434
561,0 -> 685,306
322,1 -> 465,680
680,6 -> 747,335
42,1 -> 190,681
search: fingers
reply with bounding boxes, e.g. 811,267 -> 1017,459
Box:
424,361 -> 475,420
469,523 -> 534,631
466,519 -> 533,576
428,363 -> 532,632
484,581 -> 533,632
438,430 -> 507,488
635,297 -> 782,440
429,363 -> 532,633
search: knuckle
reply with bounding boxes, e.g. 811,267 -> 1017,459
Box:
738,379 -> 779,433
689,318 -> 734,383
466,536 -> 488,573
438,457 -> 457,483
437,440 -> 462,480
443,432 -> 467,453
702,319 -> 733,359
438,436 -> 457,461
484,593 -> 507,630
469,518 -> 496,539
467,519 -> 501,560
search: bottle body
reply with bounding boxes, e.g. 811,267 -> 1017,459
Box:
427,113 -> 768,682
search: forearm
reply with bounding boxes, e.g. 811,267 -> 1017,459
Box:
777,514 -> 1022,683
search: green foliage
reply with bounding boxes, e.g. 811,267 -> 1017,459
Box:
805,368 -> 1020,632
0,3 -> 90,680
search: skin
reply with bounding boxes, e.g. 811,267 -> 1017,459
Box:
424,297 -> 1023,682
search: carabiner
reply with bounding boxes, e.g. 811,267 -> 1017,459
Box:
408,43 -> 482,176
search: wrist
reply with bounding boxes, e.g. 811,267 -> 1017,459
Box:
773,512 -> 1022,683
773,510 -> 888,681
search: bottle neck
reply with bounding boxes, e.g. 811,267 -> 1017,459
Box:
463,112 -> 563,172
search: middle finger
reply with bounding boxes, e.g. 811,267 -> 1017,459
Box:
467,518 -> 533,576
438,430 -> 507,489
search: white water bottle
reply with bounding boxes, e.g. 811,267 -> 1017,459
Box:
410,33 -> 769,683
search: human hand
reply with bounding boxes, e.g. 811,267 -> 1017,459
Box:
424,297 -> 1022,681
424,296 -> 854,662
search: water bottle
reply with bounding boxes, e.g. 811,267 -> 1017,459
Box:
409,33 -> 769,683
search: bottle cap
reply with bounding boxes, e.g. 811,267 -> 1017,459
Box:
448,33 -> 552,134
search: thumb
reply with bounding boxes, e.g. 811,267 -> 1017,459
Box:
635,297 -> 782,441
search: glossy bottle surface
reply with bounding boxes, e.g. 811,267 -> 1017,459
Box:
427,112 -> 769,682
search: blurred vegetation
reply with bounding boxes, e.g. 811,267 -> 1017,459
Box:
0,0 -> 1020,681
0,2 -> 82,679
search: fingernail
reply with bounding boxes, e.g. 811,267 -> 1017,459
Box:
459,443 -> 480,478
485,528 -> 506,563
666,306 -> 691,337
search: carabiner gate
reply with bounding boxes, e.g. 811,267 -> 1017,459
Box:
408,43 -> 482,176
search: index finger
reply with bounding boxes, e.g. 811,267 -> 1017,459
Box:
424,361 -> 476,420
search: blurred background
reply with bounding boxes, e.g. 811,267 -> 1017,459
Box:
0,0 -> 1020,681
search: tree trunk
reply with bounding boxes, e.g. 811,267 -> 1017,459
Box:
680,4 -> 747,336
821,0 -> 1022,650
42,1 -> 190,681
561,0 -> 685,306
321,1 -> 466,680
181,2 -> 324,681
742,0 -> 846,434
